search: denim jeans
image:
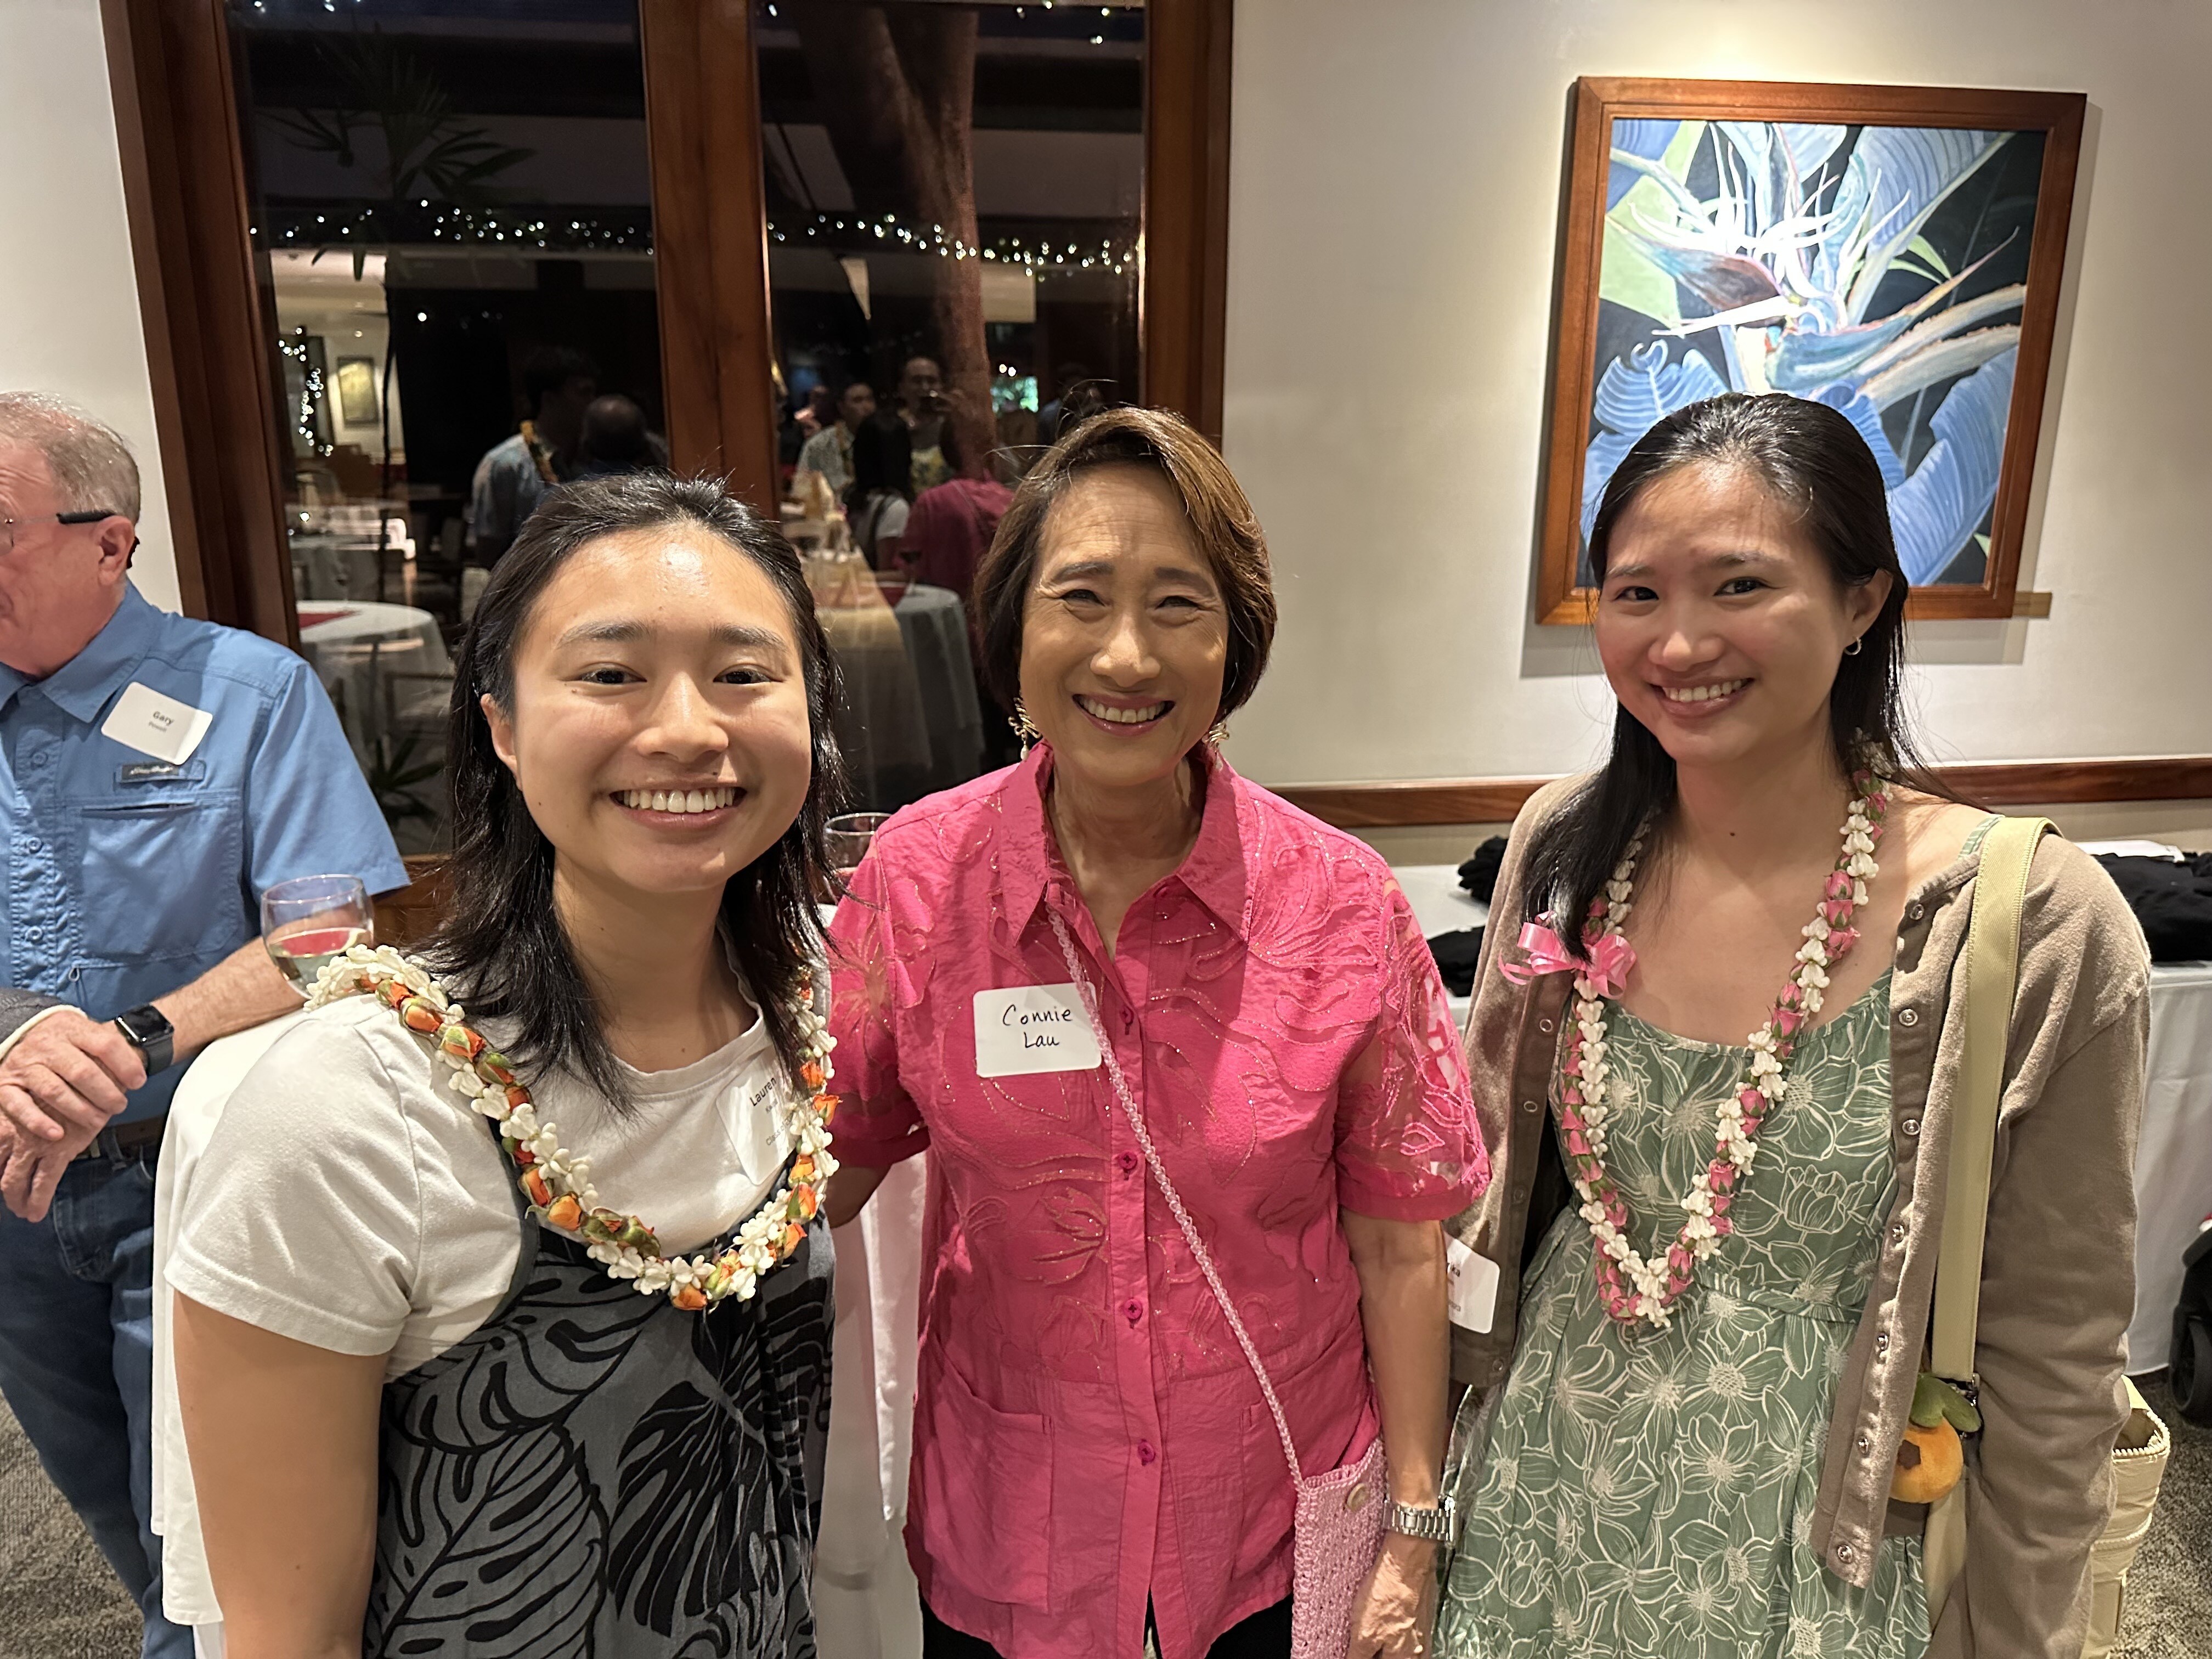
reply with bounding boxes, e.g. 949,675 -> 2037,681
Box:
0,1143 -> 191,1658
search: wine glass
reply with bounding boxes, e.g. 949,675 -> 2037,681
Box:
826,812 -> 891,882
262,874 -> 374,998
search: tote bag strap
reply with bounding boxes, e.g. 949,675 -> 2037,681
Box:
1046,909 -> 1313,1495
1923,814 -> 2053,1611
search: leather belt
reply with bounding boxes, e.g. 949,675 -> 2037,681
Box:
72,1115 -> 168,1163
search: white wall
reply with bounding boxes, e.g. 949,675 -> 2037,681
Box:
1221,0 -> 2212,792
0,0 -> 179,613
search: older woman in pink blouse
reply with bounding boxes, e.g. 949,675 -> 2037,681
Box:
825,408 -> 1484,1659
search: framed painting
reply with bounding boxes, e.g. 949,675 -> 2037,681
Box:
1537,78 -> 2085,623
334,357 -> 381,427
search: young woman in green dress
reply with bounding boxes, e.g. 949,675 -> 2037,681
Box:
1435,394 -> 2147,1658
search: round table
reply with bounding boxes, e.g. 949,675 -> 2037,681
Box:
819,583 -> 986,812
295,601 -> 450,755
893,584 -> 985,794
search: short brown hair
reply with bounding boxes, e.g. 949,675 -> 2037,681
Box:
970,406 -> 1276,720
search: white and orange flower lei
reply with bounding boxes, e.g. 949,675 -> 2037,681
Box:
1555,770 -> 1890,1331
307,944 -> 839,1312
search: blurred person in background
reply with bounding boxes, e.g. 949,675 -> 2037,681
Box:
848,410 -> 916,567
465,345 -> 598,567
898,354 -> 953,495
798,380 -> 877,499
0,392 -> 404,1659
573,393 -> 668,481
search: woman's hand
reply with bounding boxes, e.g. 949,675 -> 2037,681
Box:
1348,1534 -> 1441,1657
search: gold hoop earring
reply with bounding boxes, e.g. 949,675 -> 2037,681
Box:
1206,718 -> 1232,748
1843,637 -> 1865,657
1009,699 -> 1042,757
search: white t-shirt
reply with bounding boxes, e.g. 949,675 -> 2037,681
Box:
157,994 -> 801,1629
168,994 -> 798,1376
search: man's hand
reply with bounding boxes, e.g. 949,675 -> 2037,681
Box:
0,1010 -> 144,1221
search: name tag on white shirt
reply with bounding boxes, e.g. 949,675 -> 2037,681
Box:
973,984 -> 1103,1077
1446,1234 -> 1500,1334
101,682 -> 213,766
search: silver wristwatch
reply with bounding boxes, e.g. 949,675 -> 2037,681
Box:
1385,1494 -> 1457,1544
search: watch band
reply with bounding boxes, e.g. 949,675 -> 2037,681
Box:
1385,1494 -> 1457,1543
112,1005 -> 175,1077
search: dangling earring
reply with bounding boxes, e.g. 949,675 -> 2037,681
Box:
1009,699 -> 1042,757
1843,636 -> 1865,657
1205,718 -> 1232,749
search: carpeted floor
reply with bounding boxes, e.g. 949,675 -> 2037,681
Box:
2,1376 -> 2205,1657
0,1391 -> 139,1659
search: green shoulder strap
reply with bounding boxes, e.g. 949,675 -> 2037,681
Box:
1923,814 -> 2053,1617
1929,815 -> 2053,1384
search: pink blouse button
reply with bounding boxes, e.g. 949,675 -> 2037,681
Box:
1122,1298 -> 1144,1325
1116,1150 -> 1139,1175
1137,1440 -> 1157,1465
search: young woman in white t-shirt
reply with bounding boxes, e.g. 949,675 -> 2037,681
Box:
169,472 -> 850,1658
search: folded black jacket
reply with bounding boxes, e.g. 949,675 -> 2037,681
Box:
2094,853 -> 2212,964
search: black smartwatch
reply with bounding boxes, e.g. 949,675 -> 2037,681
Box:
112,1005 -> 176,1077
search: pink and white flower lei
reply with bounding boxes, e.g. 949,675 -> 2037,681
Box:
1559,770 -> 1891,1330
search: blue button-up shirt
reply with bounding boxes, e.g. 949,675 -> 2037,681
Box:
0,585 -> 407,1121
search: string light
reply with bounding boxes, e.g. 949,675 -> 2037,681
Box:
275,332 -> 333,455
768,212 -> 1133,276
259,208 -> 1133,276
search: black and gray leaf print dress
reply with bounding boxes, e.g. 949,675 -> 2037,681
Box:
365,1156 -> 833,1658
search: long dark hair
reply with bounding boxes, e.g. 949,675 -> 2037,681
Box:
844,411 -> 913,515
1523,392 -> 1946,941
431,472 -> 847,1106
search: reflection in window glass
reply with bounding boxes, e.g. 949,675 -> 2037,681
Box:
231,0 -> 664,853
759,1 -> 1144,811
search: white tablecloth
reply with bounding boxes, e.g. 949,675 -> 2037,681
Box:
296,601 -> 449,755
2129,961 -> 2212,1372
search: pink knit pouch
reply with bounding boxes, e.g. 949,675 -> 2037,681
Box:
1052,913 -> 1389,1657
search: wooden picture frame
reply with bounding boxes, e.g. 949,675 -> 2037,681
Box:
1536,77 -> 2085,624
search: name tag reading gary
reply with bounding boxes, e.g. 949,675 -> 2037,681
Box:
101,682 -> 214,766
973,984 -> 1103,1078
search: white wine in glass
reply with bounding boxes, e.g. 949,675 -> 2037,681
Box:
262,874 -> 374,997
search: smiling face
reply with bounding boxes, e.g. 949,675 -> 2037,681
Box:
1595,461 -> 1891,775
483,524 -> 816,903
1018,465 -> 1228,796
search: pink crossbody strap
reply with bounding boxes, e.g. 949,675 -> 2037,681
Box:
1047,910 -> 1312,1494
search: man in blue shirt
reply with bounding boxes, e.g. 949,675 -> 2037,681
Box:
0,393 -> 406,1657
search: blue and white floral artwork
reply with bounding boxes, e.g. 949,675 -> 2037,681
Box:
1579,119 -> 2049,587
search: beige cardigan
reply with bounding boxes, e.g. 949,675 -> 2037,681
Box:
1445,778 -> 2148,1658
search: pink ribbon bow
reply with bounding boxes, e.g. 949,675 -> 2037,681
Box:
1498,921 -> 1637,998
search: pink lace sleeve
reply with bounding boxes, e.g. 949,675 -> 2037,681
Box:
825,851 -> 930,1168
1333,883 -> 1487,1218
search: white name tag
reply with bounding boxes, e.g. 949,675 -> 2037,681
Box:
101,682 -> 213,766
1446,1234 -> 1500,1334
973,984 -> 1103,1077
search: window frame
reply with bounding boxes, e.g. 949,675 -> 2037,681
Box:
101,0 -> 1236,639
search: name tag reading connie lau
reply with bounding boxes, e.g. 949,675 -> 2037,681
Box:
973,984 -> 1103,1078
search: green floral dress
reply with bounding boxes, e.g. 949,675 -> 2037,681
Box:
1436,974 -> 1928,1659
